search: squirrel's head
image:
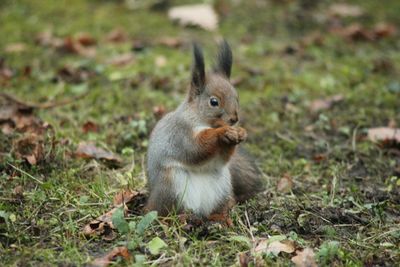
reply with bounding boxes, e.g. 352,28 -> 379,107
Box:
188,41 -> 239,128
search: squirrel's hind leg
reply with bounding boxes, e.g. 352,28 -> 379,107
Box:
230,148 -> 263,203
145,170 -> 177,216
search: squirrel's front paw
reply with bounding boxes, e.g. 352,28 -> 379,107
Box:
220,126 -> 247,145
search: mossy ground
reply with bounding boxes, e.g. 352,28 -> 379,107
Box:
1,0 -> 399,266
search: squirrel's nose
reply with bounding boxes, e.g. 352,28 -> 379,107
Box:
229,116 -> 238,125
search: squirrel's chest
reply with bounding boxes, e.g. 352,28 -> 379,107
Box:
171,160 -> 232,217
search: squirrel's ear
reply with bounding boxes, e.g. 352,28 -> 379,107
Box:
214,40 -> 232,79
190,43 -> 205,99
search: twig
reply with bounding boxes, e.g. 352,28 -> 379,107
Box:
0,91 -> 89,109
7,163 -> 43,184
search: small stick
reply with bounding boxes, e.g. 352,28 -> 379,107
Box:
0,91 -> 89,109
7,163 -> 43,184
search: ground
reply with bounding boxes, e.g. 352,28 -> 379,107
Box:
0,0 -> 400,266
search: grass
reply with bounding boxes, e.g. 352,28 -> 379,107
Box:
1,0 -> 400,266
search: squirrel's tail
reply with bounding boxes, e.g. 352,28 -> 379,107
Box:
230,147 -> 263,203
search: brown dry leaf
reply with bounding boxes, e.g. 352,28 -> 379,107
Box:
309,94 -> 344,113
367,127 -> 400,144
255,239 -> 295,255
83,207 -> 120,239
91,246 -> 131,267
82,121 -> 99,133
277,174 -> 293,193
13,133 -> 44,165
313,153 -> 327,163
106,28 -> 128,43
113,189 -> 139,206
75,142 -> 122,165
168,4 -> 218,31
0,93 -> 54,165
60,36 -> 97,58
328,3 -> 364,17
291,248 -> 317,267
35,30 -> 63,47
83,190 -> 146,239
57,65 -> 94,83
0,93 -> 46,135
155,36 -> 184,48
332,23 -> 374,41
373,23 -> 396,39
76,32 -> 97,46
332,23 -> 396,42
106,53 -> 135,66
4,43 -> 27,53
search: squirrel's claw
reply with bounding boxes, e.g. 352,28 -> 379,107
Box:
221,126 -> 247,145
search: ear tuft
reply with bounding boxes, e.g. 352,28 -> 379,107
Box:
214,40 -> 232,78
191,43 -> 205,89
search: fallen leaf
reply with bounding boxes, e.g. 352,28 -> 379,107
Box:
168,4 -> 218,31
106,53 -> 135,66
83,207 -> 120,239
367,127 -> 400,146
35,30 -> 63,47
106,28 -> 128,43
59,36 -> 97,57
313,153 -> 327,163
332,23 -> 374,41
82,121 -> 99,133
277,174 -> 293,193
75,142 -> 122,165
328,3 -> 364,17
255,238 -> 295,255
373,23 -> 396,39
91,247 -> 131,267
113,189 -> 139,206
267,240 -> 295,255
155,55 -> 167,67
76,32 -> 97,46
332,23 -> 396,42
83,190 -> 147,239
13,133 -> 44,165
57,65 -> 94,83
291,248 -> 317,267
309,94 -> 344,113
155,36 -> 184,48
0,93 -> 47,135
4,43 -> 27,53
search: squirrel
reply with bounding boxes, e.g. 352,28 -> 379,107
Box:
145,41 -> 263,221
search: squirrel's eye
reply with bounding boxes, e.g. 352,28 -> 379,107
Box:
210,97 -> 219,107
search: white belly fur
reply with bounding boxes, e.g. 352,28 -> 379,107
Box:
171,160 -> 232,217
